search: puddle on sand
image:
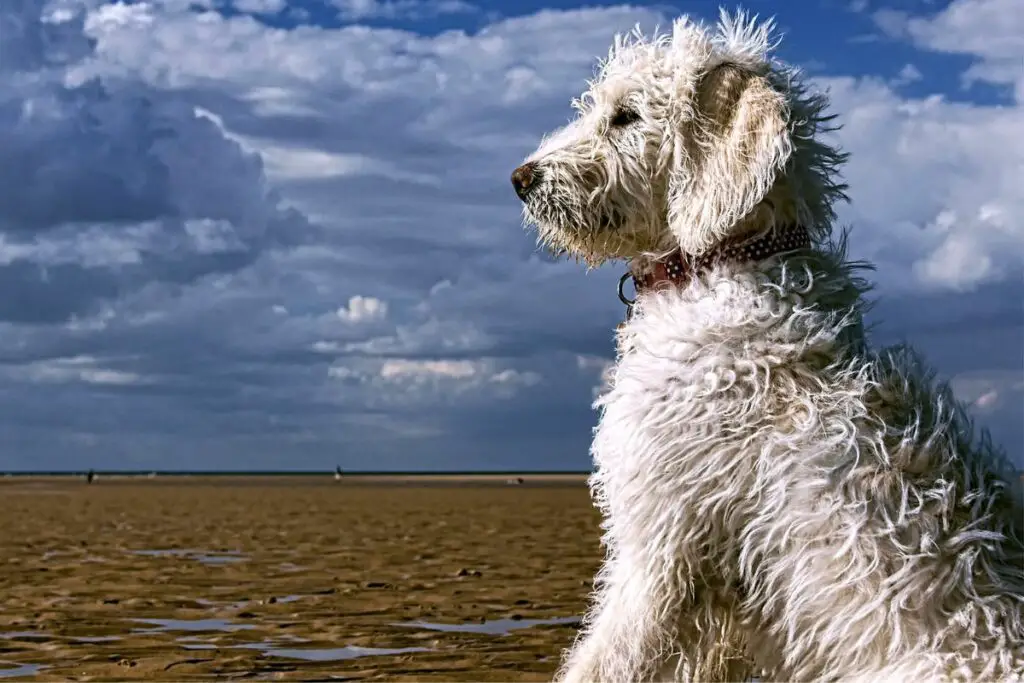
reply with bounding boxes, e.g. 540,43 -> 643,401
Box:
240,643 -> 430,662
132,549 -> 248,565
132,618 -> 255,633
0,632 -> 48,641
396,616 -> 581,636
0,663 -> 44,679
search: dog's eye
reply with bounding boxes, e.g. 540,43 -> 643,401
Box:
609,108 -> 641,127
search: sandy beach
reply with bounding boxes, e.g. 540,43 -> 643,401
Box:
0,475 -> 600,681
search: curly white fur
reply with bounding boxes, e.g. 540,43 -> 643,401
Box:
514,9 -> 1024,683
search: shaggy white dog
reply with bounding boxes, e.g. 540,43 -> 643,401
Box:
512,9 -> 1024,683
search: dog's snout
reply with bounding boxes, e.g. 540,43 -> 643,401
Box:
511,162 -> 540,201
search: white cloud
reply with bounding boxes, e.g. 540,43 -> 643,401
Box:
327,364 -> 359,380
9,356 -> 147,386
575,354 -> 612,374
233,0 -> 288,14
781,0 -> 1024,294
255,145 -> 440,185
379,358 -> 478,380
312,340 -> 342,353
823,60 -> 1023,291
341,316 -> 493,355
193,107 -> 428,185
184,218 -> 249,254
909,204 -> 1020,290
337,295 -> 388,323
72,2 -> 663,127
376,358 -> 543,394
950,370 -> 1024,414
575,354 -> 615,400
873,0 -> 1024,99
890,63 -> 922,87
240,86 -> 323,118
974,390 -> 999,410
327,357 -> 542,403
331,0 -> 476,21
70,0 -> 1022,296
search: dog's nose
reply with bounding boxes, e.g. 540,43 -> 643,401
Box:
511,162 -> 540,200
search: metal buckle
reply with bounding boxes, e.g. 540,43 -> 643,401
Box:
617,272 -> 636,320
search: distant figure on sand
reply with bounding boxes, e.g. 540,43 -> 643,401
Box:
334,466 -> 343,481
85,469 -> 95,484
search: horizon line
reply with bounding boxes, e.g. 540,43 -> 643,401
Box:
0,469 -> 594,476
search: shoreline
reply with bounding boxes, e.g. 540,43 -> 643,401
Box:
0,472 -> 591,487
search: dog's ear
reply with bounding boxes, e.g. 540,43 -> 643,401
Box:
667,63 -> 792,255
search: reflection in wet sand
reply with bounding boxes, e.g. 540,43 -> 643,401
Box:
0,632 -> 48,641
0,663 -> 44,679
132,549 -> 248,565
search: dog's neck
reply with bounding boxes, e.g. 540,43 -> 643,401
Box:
630,223 -> 811,295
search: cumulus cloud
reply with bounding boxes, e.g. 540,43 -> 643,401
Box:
67,0 -> 1022,295
872,0 -> 1023,99
822,0 -> 1024,294
336,295 -> 388,323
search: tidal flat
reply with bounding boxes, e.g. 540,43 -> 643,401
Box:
0,475 -> 599,681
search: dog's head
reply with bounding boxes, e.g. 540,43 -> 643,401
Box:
513,10 -> 847,266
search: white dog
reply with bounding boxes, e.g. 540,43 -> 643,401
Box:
512,10 -> 1024,683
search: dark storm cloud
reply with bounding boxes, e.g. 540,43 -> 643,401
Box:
0,2 -> 314,324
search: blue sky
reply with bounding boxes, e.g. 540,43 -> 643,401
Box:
0,0 -> 1021,471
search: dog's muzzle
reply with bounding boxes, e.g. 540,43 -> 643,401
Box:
511,162 -> 541,201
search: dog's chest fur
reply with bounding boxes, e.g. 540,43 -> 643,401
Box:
592,263 -> 859,561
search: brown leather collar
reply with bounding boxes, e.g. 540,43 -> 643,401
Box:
619,224 -> 811,318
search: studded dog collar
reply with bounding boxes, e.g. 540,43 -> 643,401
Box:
618,223 -> 812,319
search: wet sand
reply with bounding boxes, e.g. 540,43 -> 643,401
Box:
0,476 -> 600,681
